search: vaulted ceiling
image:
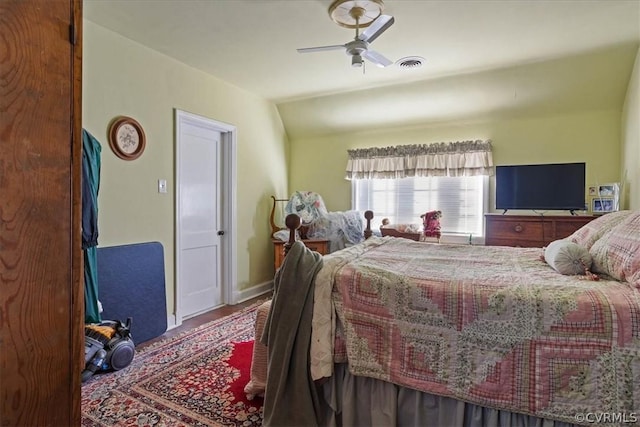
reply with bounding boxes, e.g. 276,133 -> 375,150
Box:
85,0 -> 640,139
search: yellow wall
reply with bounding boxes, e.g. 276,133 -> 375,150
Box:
621,48 -> 640,210
82,21 -> 288,318
82,19 -> 638,322
289,109 -> 622,214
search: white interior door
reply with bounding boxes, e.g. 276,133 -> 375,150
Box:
177,114 -> 223,319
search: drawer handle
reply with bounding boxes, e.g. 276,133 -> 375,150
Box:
514,225 -> 523,233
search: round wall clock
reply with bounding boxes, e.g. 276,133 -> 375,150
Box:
108,116 -> 146,160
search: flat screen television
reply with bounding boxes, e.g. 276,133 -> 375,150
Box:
495,162 -> 586,213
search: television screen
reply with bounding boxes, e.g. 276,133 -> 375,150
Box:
495,162 -> 586,212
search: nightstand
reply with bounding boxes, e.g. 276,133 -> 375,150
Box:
272,239 -> 329,270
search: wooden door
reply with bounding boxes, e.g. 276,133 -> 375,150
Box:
176,110 -> 223,319
0,1 -> 83,425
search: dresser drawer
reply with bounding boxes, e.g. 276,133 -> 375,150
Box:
273,239 -> 329,270
554,217 -> 594,238
303,240 -> 328,253
486,219 -> 543,242
485,214 -> 596,248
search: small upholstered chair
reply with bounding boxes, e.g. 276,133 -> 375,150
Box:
420,210 -> 442,243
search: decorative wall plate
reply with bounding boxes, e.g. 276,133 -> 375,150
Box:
108,116 -> 146,160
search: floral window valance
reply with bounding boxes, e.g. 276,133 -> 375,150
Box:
345,139 -> 494,180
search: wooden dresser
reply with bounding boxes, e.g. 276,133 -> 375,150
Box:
273,239 -> 329,270
485,214 -> 596,247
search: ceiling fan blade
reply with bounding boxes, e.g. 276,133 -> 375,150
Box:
359,15 -> 394,44
363,49 -> 393,68
297,44 -> 345,53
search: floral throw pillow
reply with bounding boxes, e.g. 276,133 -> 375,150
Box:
589,211 -> 640,283
567,210 -> 634,249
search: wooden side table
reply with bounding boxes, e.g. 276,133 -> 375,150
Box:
272,239 -> 329,270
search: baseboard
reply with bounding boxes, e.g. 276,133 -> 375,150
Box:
167,313 -> 178,330
166,280 -> 273,330
233,280 -> 273,305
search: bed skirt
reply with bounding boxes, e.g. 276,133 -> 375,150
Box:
318,364 -> 579,427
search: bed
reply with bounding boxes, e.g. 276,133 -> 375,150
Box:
254,210 -> 640,427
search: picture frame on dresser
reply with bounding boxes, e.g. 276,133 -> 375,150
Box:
597,184 -> 618,196
592,197 -> 615,214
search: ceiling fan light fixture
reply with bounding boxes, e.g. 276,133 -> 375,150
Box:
329,0 -> 384,29
352,54 -> 364,67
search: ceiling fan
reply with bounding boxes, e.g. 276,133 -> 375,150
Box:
297,0 -> 395,68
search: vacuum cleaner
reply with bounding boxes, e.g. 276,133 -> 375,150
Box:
82,318 -> 135,382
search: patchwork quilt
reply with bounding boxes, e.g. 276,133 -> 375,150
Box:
312,237 -> 640,425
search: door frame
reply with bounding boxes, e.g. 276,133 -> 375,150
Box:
174,109 -> 237,327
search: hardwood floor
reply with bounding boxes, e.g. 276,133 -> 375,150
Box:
136,293 -> 271,351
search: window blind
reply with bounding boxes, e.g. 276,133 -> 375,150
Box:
352,175 -> 488,236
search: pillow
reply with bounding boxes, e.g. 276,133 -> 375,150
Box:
567,210 -> 634,249
544,239 -> 593,275
589,211 -> 640,282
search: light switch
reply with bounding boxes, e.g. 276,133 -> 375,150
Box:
158,179 -> 167,194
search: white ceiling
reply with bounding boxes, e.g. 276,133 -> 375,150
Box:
84,0 -> 640,139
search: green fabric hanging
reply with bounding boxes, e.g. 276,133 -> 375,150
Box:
84,247 -> 100,323
82,129 -> 102,324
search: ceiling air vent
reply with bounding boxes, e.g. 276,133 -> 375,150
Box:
396,56 -> 425,69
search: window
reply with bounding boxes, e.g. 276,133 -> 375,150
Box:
352,175 -> 488,237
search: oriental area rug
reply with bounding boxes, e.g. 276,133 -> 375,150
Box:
81,303 -> 264,427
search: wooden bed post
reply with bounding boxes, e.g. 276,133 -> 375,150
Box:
284,213 -> 301,256
364,210 -> 374,239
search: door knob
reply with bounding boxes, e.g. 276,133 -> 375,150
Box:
217,230 -> 225,236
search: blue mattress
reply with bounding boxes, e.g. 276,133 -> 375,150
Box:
97,241 -> 167,345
